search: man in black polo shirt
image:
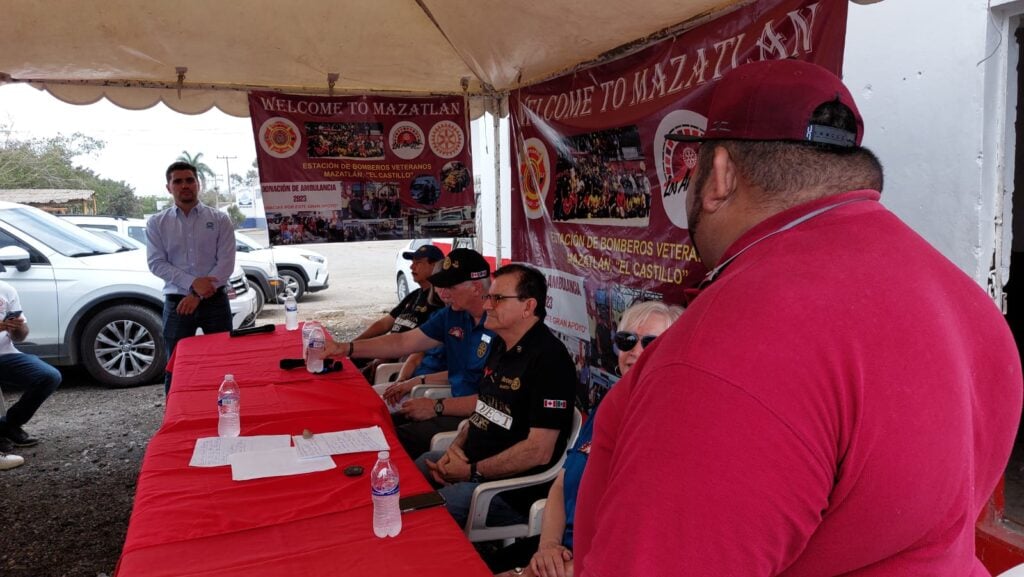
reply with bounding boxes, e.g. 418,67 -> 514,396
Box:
416,263 -> 576,528
351,244 -> 445,379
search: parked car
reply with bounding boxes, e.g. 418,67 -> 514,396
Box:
13,205 -> 257,387
236,233 -> 330,303
59,214 -> 148,244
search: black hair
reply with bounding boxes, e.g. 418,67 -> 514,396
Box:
166,161 -> 199,183
493,263 -> 548,321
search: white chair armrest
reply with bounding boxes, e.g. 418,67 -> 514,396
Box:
373,362 -> 404,384
429,419 -> 468,453
527,498 -> 547,537
411,383 -> 452,399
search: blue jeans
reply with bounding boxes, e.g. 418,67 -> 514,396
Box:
162,292 -> 232,394
415,450 -> 527,528
0,352 -> 62,428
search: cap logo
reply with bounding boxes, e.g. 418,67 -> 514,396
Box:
442,257 -> 453,270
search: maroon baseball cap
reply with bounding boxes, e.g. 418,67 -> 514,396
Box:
667,59 -> 863,147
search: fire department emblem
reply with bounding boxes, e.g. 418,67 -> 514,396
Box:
519,137 -> 549,220
259,117 -> 301,159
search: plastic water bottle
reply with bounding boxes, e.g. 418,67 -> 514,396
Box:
304,322 -> 326,373
284,295 -> 299,331
371,450 -> 402,537
217,374 -> 240,437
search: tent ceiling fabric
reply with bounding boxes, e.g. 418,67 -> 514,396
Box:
1,0 -> 737,117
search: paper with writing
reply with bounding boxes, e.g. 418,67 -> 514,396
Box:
189,435 -> 292,467
291,426 -> 389,458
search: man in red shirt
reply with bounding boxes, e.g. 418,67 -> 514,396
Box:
573,59 -> 1023,576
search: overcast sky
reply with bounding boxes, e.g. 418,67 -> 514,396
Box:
0,83 -> 258,198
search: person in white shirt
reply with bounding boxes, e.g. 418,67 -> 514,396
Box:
0,280 -> 62,456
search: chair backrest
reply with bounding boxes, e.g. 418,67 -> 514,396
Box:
0,382 -> 6,418
464,406 -> 584,542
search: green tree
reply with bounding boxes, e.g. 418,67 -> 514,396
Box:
0,128 -> 138,216
175,150 -> 216,190
226,204 -> 245,228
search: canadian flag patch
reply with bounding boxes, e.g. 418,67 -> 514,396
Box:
543,399 -> 567,409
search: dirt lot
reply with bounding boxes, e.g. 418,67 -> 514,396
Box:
0,240 -> 404,577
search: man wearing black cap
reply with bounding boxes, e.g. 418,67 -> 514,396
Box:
351,243 -> 446,380
326,248 -> 495,457
573,59 -> 1022,576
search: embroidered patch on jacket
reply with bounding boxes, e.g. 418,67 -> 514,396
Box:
477,341 -> 488,358
206,221 -> 214,229
448,327 -> 464,339
543,399 -> 568,409
578,441 -> 592,455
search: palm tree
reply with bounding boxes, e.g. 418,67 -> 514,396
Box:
176,150 -> 216,190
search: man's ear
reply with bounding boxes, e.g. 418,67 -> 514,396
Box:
702,146 -> 738,214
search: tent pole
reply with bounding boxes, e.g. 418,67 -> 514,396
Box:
492,96 -> 503,267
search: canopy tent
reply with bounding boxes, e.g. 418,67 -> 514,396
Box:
1,0 -> 797,117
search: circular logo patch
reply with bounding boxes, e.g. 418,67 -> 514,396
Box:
654,110 -> 707,230
389,121 -> 425,160
519,137 -> 550,220
429,120 -> 465,159
259,117 -> 302,159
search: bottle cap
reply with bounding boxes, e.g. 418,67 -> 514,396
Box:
225,374 -> 234,380
378,450 -> 389,460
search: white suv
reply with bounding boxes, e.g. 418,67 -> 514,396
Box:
235,233 -> 329,302
12,205 -> 258,387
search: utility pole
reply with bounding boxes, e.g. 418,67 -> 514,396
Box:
217,155 -> 237,209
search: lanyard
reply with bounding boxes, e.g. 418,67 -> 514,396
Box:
698,197 -> 870,289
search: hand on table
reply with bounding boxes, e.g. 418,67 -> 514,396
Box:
383,379 -> 414,405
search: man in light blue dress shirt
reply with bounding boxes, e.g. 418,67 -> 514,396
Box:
147,161 -> 236,393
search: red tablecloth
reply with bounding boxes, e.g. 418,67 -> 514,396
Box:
115,326 -> 490,577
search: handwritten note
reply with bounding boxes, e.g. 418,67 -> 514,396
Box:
292,426 -> 389,459
189,435 -> 292,467
229,447 -> 335,481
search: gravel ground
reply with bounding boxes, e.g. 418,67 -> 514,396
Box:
0,240 -> 403,577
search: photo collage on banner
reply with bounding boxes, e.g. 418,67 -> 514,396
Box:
511,0 -> 850,410
249,93 -> 474,246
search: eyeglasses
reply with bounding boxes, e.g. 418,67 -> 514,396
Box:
483,294 -> 524,305
614,331 -> 658,352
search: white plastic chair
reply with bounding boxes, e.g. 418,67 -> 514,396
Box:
0,383 -> 6,418
410,383 -> 452,400
997,563 -> 1024,577
372,362 -> 404,385
527,498 -> 547,538
463,407 -> 583,542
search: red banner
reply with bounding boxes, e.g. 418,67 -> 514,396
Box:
510,0 -> 848,407
249,92 -> 474,245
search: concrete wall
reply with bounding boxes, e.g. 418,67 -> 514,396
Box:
844,0 -> 1006,286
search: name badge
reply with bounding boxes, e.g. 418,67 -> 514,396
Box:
475,399 -> 513,430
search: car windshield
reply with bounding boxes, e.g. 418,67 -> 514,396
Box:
0,206 -> 121,256
85,228 -> 142,251
236,234 -> 264,251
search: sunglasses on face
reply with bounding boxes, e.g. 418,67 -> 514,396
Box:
614,331 -> 658,352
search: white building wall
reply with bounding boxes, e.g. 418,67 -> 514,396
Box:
844,0 -> 998,285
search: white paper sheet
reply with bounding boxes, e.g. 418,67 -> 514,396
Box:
229,447 -> 335,481
189,435 -> 293,467
291,426 -> 389,459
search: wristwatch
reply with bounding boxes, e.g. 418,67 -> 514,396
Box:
469,462 -> 485,483
433,398 -> 444,416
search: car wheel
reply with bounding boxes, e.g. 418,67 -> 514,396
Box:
276,269 -> 306,303
80,304 -> 167,388
246,277 -> 266,316
397,273 -> 410,300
